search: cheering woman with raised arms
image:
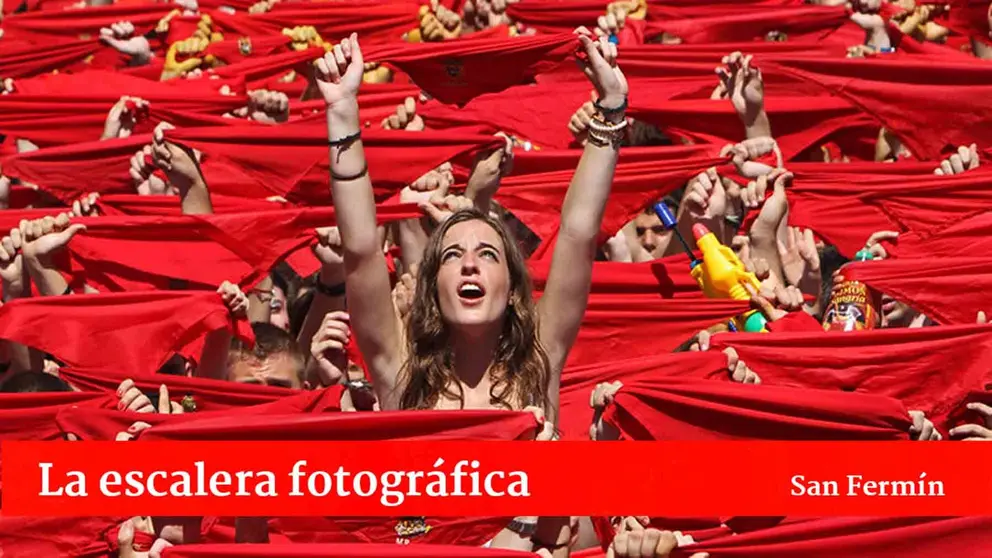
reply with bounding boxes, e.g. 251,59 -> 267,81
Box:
314,30 -> 628,427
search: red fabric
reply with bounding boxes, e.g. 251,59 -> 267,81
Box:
495,154 -> 726,243
0,392 -> 112,443
54,387 -> 345,441
164,543 -> 536,557
0,291 -> 248,375
95,193 -> 291,216
673,517 -> 992,557
708,325 -> 992,432
559,351 -> 730,440
764,56 -> 992,160
765,310 -> 823,333
57,368 -> 339,413
211,2 -> 418,45
364,33 -> 576,106
945,0 -> 990,38
138,409 -> 539,442
0,3 -> 169,42
844,256 -> 992,326
860,168 -> 992,236
604,374 -> 912,441
630,96 -> 874,162
644,6 -> 854,44
566,294 -> 748,369
529,257 -> 702,299
166,125 -> 504,204
884,210 -> 992,259
0,38 -> 104,79
66,205 -> 421,292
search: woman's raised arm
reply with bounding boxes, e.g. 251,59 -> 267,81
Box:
315,34 -> 405,408
538,30 -> 628,422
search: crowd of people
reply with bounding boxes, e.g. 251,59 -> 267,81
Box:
2,0 -> 992,555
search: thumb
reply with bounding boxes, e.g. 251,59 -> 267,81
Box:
54,224 -> 87,246
418,202 -> 446,224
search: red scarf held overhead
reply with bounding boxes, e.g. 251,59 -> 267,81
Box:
708,325 -> 992,433
0,291 -> 250,376
673,517 -> 992,558
529,257 -> 703,299
211,2 -> 419,45
66,205 -> 421,292
644,5 -> 854,44
56,367 -> 340,413
603,374 -> 913,441
0,3 -> 171,42
629,96 -> 875,162
363,33 -> 576,106
166,125 -> 504,205
495,154 -> 725,245
884,209 -> 992,259
0,38 -> 105,80
558,351 -> 730,440
763,56 -> 992,161
53,387 -> 346,442
566,294 -> 748,370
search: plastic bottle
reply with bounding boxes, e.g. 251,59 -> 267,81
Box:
690,224 -> 766,332
822,249 -> 880,332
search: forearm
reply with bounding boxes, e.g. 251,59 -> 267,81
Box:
744,111 -> 771,139
247,276 -> 273,324
24,258 -> 69,296
972,38 -> 992,60
865,27 -> 892,50
327,104 -> 381,257
396,219 -> 429,272
558,142 -> 619,243
296,268 -> 346,355
179,177 -> 213,215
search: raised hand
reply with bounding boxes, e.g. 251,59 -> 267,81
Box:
934,144 -> 980,176
151,123 -> 203,192
238,90 -> 290,124
130,145 -> 176,196
419,0 -> 463,41
465,133 -> 513,211
100,21 -> 153,64
381,97 -> 425,131
568,96 -> 598,144
313,226 -> 345,285
862,229 -> 899,260
314,33 -> 364,111
716,51 -> 763,125
749,168 -> 791,232
408,163 -> 455,195
908,410 -> 942,441
683,167 -> 726,220
720,137 -> 782,178
420,192 -> 475,225
217,281 -> 249,318
72,193 -> 101,217
589,380 -> 622,441
0,226 -> 28,300
574,27 -> 628,112
778,226 -> 821,298
309,311 -> 351,386
21,214 -> 87,261
391,266 -> 417,323
949,402 -> 992,440
102,96 -> 149,140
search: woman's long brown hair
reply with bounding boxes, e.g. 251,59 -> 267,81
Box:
398,208 -> 551,412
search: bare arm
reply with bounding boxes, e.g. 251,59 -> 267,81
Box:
152,124 -> 213,215
316,35 -> 405,409
296,227 -> 347,359
538,31 -> 627,424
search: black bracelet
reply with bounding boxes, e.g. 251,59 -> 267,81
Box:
594,95 -> 628,116
328,131 -> 361,147
330,162 -> 369,182
315,280 -> 346,297
62,285 -> 73,296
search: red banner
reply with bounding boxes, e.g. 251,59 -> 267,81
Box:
3,441 -> 989,517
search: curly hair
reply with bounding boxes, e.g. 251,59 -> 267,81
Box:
398,208 -> 551,412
